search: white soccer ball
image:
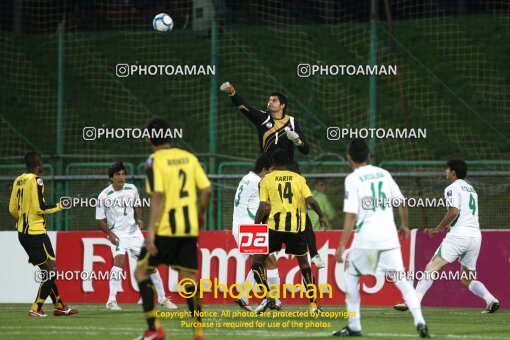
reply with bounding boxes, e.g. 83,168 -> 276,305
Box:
153,13 -> 173,33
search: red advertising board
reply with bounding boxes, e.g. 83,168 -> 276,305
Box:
55,231 -> 411,305
238,224 -> 269,254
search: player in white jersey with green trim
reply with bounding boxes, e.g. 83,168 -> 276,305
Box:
96,162 -> 176,311
232,170 -> 264,248
334,139 -> 429,338
395,160 -> 499,314
232,154 -> 282,312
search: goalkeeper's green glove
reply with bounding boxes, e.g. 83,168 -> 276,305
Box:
220,82 -> 236,95
285,127 -> 303,146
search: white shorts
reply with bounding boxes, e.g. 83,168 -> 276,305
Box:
435,233 -> 481,271
346,247 -> 404,276
112,229 -> 144,259
232,220 -> 260,247
232,222 -> 242,247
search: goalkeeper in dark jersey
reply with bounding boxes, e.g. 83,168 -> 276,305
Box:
221,82 -> 326,269
220,82 -> 309,160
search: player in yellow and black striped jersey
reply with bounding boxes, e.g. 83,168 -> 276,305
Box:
259,167 -> 310,234
252,149 -> 328,314
10,171 -> 61,236
8,152 -> 78,317
144,148 -> 210,238
135,117 -> 211,340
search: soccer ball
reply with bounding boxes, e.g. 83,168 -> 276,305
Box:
153,13 -> 173,33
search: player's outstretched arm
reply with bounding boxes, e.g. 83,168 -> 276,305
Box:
336,212 -> 357,263
254,201 -> 270,224
136,207 -> 144,229
220,82 -> 267,125
388,176 -> 409,238
306,196 -> 328,230
220,81 -> 236,96
396,204 -> 410,239
97,219 -> 119,245
426,207 -> 458,236
34,178 -> 62,215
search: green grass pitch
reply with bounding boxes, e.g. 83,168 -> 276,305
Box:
0,304 -> 507,339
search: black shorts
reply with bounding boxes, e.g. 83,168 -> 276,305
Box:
138,236 -> 198,273
268,229 -> 308,256
18,232 -> 56,266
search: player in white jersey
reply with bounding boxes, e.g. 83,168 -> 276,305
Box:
334,139 -> 429,338
232,154 -> 282,312
96,162 -> 176,311
394,160 -> 499,314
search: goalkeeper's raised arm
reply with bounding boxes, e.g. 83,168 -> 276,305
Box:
220,82 -> 310,160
